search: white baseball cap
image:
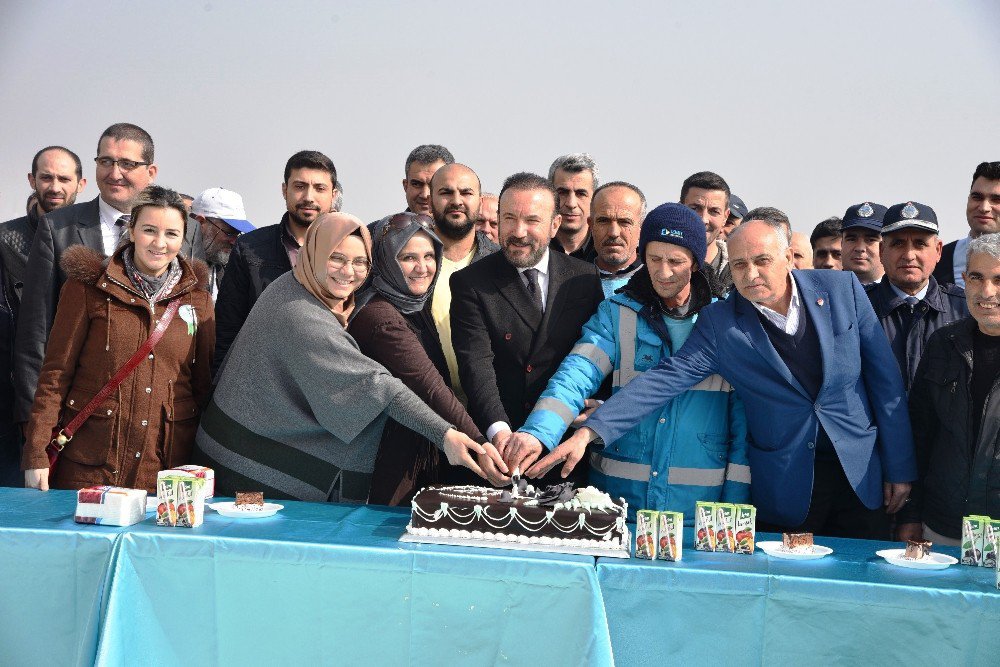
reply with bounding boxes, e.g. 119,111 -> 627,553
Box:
191,187 -> 254,232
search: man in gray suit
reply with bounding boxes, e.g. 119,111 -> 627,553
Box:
13,122 -> 204,425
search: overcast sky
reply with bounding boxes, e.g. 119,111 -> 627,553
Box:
1,0 -> 998,242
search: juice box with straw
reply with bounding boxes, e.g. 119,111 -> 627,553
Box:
714,503 -> 737,552
635,510 -> 657,559
694,501 -> 716,551
734,504 -> 756,554
656,511 -> 683,561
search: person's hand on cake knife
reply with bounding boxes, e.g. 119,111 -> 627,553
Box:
477,448 -> 512,486
524,427 -> 593,479
442,428 -> 508,481
503,432 -> 544,474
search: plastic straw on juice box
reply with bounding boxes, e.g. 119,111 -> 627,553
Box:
961,515 -> 987,566
694,501 -> 716,551
635,510 -> 657,559
656,511 -> 683,561
714,503 -> 737,552
734,504 -> 756,554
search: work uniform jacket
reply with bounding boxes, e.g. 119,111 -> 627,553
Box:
22,245 -> 214,492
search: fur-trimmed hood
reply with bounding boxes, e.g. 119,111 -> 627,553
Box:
60,244 -> 210,292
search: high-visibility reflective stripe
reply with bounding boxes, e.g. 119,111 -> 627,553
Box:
667,467 -> 725,487
725,463 -> 752,484
571,343 -> 613,376
590,451 -> 650,482
531,397 -> 575,427
690,374 -> 733,393
613,307 -> 640,387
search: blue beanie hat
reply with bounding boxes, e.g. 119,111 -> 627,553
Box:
638,203 -> 708,267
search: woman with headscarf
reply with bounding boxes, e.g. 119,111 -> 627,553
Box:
349,213 -> 488,505
193,212 -> 502,502
23,185 -> 214,492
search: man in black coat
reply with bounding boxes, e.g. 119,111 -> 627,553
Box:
450,172 -> 604,484
13,123 -> 203,425
212,150 -> 338,378
932,161 -> 1000,287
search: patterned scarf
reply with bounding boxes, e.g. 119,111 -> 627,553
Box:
122,245 -> 183,302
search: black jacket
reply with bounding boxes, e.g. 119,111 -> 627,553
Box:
931,240 -> 959,287
212,217 -> 293,378
12,197 -> 204,422
0,206 -> 40,319
905,317 -> 1000,537
450,249 -> 604,475
865,276 -> 968,392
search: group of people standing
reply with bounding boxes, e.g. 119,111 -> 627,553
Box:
2,121 -> 998,548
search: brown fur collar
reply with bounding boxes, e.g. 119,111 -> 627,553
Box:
60,244 -> 211,291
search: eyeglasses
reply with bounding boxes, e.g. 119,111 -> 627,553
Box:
94,157 -> 151,171
328,253 -> 371,273
381,212 -> 434,239
195,215 -> 241,240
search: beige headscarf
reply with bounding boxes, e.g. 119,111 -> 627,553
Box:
292,212 -> 373,327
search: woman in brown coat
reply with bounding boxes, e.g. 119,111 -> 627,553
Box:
349,213 -> 487,505
23,185 -> 214,493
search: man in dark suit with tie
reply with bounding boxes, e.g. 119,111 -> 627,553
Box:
450,172 -> 604,484
13,123 -> 204,425
535,211 -> 916,538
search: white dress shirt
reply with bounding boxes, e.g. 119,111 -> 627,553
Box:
953,236 -> 970,288
750,274 -> 802,335
97,196 -> 128,256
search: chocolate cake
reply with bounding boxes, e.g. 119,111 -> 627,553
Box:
781,532 -> 814,553
235,491 -> 264,511
407,479 -> 627,549
904,539 -> 932,560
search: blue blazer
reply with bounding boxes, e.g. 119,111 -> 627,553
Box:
585,270 -> 917,527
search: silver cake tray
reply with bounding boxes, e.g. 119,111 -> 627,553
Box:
399,528 -> 631,559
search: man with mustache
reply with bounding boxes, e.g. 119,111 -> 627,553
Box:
537,210 -> 916,539
590,182 -> 646,297
841,202 -> 887,285
189,187 -> 255,302
213,150 -> 338,377
450,172 -> 603,484
933,162 -> 1000,288
1,146 -> 87,318
865,202 -> 967,392
13,124 -> 204,427
427,163 -> 498,407
811,217 -> 843,270
904,233 -> 1000,545
548,153 -> 599,262
681,171 -> 733,298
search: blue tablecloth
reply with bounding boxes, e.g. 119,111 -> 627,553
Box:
597,533 -> 1000,666
0,488 -> 613,667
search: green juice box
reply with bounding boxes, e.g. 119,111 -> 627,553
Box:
734,504 -> 757,554
656,511 -> 683,561
635,510 -> 657,559
984,519 -> 999,569
714,503 -> 737,552
694,501 -> 717,551
961,515 -> 987,566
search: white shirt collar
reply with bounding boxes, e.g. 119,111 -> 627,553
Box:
750,273 -> 801,335
98,196 -> 128,229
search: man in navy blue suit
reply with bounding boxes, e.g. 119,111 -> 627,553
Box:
528,209 -> 916,538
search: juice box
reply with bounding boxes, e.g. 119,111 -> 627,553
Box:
656,511 -> 683,561
694,501 -> 716,551
984,519 -> 1000,569
714,503 -> 737,552
734,504 -> 757,554
961,515 -> 987,566
635,510 -> 657,559
157,465 -> 215,500
156,475 -> 206,528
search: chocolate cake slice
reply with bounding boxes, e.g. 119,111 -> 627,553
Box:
781,532 -> 814,552
904,539 -> 932,560
235,491 -> 265,511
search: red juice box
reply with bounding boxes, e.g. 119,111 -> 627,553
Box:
694,501 -> 716,551
714,503 -> 737,552
635,510 -> 658,559
656,511 -> 683,561
734,504 -> 757,554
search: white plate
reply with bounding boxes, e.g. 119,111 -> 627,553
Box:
876,548 -> 958,570
757,540 -> 833,560
208,501 -> 284,519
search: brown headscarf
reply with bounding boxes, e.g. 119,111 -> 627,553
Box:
292,212 -> 373,327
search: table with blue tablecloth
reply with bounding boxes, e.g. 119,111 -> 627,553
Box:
598,533 -> 1000,665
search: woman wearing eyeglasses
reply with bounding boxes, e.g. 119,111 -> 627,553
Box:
348,213 -> 490,505
193,212 -> 504,502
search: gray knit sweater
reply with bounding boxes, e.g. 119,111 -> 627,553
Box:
193,272 -> 452,502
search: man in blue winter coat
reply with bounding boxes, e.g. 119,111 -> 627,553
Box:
528,210 -> 916,539
507,203 -> 750,522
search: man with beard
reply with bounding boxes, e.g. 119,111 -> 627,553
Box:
369,145 -> 454,236
548,153 -> 599,262
213,150 -> 338,377
589,181 -> 646,296
14,123 -> 204,426
450,172 -> 603,484
428,163 -> 498,404
842,202 -> 887,285
190,187 -> 255,301
933,162 -> 1000,288
1,146 -> 87,318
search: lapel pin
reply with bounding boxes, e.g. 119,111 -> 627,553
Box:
816,298 -> 824,307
